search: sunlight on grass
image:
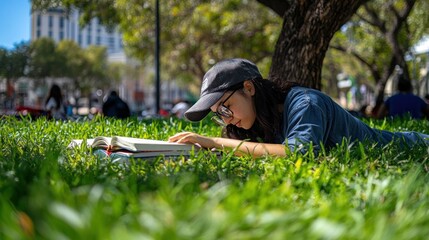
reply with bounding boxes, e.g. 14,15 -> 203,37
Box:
1,116 -> 429,239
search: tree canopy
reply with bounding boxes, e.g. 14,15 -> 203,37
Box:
1,37 -> 123,104
0,42 -> 29,81
32,0 -> 366,91
330,0 -> 429,102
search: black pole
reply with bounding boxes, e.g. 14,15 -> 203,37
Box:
155,0 -> 161,114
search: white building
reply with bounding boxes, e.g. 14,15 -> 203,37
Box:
27,7 -> 133,113
4,6 -> 188,116
31,8 -> 123,54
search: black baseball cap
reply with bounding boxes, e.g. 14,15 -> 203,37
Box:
184,58 -> 262,121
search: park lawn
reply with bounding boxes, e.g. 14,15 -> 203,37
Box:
1,116 -> 429,239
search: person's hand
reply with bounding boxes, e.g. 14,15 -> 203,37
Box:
168,132 -> 217,149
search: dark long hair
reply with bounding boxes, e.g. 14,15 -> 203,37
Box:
222,77 -> 292,143
45,84 -> 63,110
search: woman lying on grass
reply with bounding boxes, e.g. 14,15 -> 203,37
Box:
169,58 -> 429,157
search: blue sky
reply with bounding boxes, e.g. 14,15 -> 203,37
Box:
0,0 -> 31,49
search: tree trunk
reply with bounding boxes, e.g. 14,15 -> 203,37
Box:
261,0 -> 367,90
375,55 -> 397,101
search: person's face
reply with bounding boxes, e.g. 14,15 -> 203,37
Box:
210,80 -> 256,129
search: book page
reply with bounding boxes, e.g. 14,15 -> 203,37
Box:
111,136 -> 196,152
91,136 -> 113,149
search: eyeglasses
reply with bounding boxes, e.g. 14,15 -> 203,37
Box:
211,89 -> 237,126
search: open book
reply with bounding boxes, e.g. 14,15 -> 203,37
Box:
68,136 -> 198,159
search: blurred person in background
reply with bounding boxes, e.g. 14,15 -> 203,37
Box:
171,98 -> 190,118
377,75 -> 429,119
45,84 -> 66,120
102,90 -> 131,119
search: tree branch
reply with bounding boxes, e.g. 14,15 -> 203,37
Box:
361,3 -> 386,32
330,44 -> 378,77
255,0 -> 290,17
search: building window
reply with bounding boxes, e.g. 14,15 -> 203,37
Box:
36,14 -> 41,27
87,35 -> 92,45
59,17 -> 64,29
49,31 -> 53,37
49,15 -> 53,28
78,34 -> 82,45
37,30 -> 41,38
60,31 -> 64,40
96,36 -> 101,45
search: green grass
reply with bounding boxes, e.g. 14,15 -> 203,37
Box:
1,115 -> 429,239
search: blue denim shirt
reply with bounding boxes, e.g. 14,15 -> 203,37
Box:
277,87 -> 429,154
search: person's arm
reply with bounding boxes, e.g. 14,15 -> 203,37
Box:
168,132 -> 287,157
